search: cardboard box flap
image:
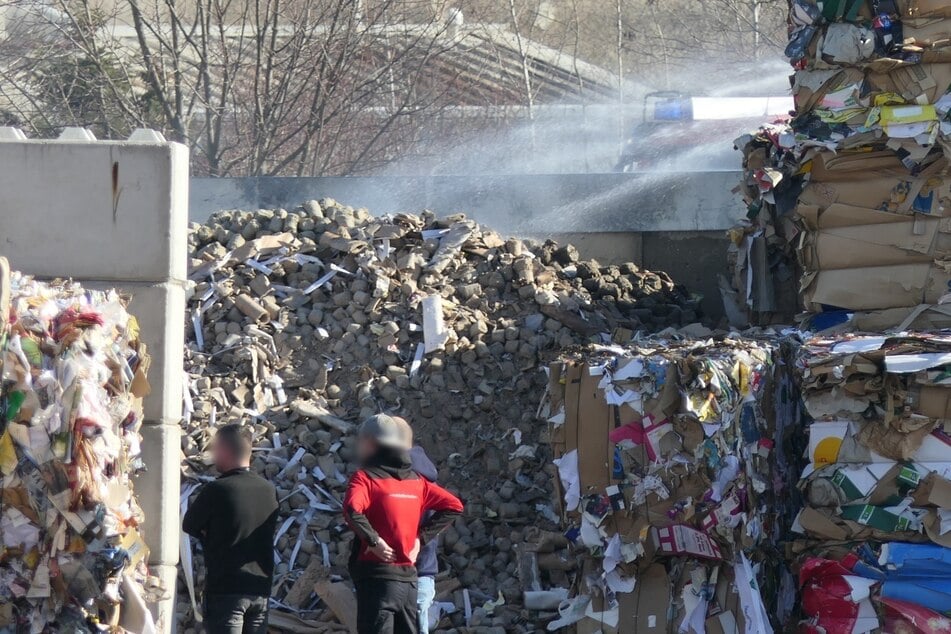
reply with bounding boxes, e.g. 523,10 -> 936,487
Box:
799,215 -> 941,271
850,303 -> 951,331
814,203 -> 934,229
632,564 -> 670,632
800,176 -> 951,215
903,17 -> 951,46
793,68 -> 864,113
902,0 -> 951,18
912,472 -> 951,508
798,204 -> 821,229
576,368 -> 614,496
798,506 -> 851,540
802,262 -> 951,310
913,385 -> 951,420
808,150 -> 908,182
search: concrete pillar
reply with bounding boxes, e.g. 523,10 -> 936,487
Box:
0,128 -> 188,631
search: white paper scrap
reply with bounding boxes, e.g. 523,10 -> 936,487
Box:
278,447 -> 306,478
735,553 -> 773,634
614,358 -> 645,380
421,295 -> 449,353
886,352 -> 951,373
552,450 -> 580,511
463,589 -> 473,626
192,311 -> 204,350
409,343 -> 425,377
831,337 -> 886,353
302,270 -> 337,295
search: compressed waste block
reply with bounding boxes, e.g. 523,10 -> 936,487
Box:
542,333 -> 800,632
725,0 -> 951,331
791,332 -> 951,631
0,265 -> 159,632
177,200 -> 701,632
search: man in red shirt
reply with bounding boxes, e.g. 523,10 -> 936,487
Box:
344,414 -> 463,634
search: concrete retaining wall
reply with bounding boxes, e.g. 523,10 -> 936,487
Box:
191,171 -> 743,233
0,129 -> 187,630
532,231 -> 729,320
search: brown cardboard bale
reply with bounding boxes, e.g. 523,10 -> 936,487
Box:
800,176 -> 951,216
801,262 -> 951,311
797,204 -> 942,271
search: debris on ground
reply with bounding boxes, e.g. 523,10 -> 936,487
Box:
177,199 -> 701,632
541,331 -> 800,632
0,261 -> 158,632
725,0 -> 951,331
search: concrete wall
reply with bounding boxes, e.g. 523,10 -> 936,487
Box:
0,128 -> 187,631
535,231 -> 729,320
191,171 -> 743,233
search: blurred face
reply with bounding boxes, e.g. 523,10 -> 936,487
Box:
211,436 -> 236,472
356,435 -> 378,463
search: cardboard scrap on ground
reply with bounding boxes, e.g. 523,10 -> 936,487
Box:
313,580 -> 359,634
268,610 -> 351,633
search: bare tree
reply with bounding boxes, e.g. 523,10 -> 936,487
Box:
0,0 -> 786,179
0,0 -> 499,176
510,0 -> 786,93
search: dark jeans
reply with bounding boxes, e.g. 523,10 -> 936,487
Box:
204,594 -> 269,634
355,577 -> 419,634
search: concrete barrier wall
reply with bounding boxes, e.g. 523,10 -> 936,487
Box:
0,130 -> 187,631
191,171 -> 744,233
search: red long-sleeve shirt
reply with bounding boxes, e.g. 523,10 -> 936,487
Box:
344,465 -> 463,581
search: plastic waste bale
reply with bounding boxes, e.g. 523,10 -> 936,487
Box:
0,270 -> 157,633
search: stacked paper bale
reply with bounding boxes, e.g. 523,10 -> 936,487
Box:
179,200 -> 701,632
0,263 -> 157,632
728,0 -> 951,330
541,333 -> 800,632
791,332 -> 951,630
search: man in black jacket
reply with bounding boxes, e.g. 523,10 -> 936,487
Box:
183,424 -> 279,634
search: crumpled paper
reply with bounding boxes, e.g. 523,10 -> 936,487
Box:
0,269 -> 157,633
545,333 -> 792,631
